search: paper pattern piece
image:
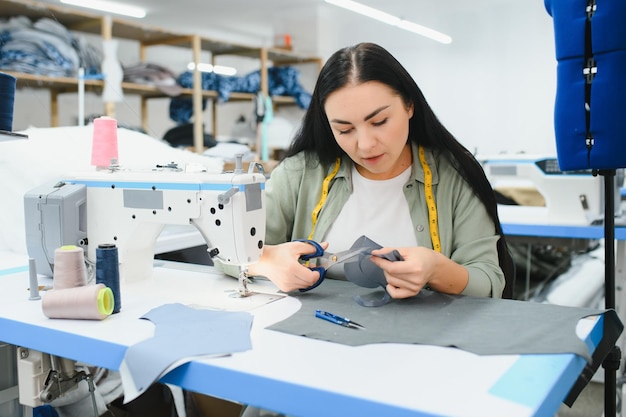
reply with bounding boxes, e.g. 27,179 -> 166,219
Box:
120,303 -> 253,402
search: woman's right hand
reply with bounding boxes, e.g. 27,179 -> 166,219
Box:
248,241 -> 329,293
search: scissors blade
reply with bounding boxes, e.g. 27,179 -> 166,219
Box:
314,248 -> 366,271
345,320 -> 366,330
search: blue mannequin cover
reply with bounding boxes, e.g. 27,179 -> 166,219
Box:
545,0 -> 626,171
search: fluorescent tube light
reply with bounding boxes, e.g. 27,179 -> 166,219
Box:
325,0 -> 452,44
60,0 -> 147,19
187,63 -> 237,76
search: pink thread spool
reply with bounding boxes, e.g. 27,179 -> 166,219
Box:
42,283 -> 114,320
91,116 -> 119,169
53,245 -> 87,290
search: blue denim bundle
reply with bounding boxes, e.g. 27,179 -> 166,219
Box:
169,66 -> 312,124
0,16 -> 101,77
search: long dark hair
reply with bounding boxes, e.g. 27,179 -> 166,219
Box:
286,42 -> 515,298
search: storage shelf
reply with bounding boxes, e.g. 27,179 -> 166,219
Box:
0,0 -> 320,153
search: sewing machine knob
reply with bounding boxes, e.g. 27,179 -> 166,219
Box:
218,187 -> 239,205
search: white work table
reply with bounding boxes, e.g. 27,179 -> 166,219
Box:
0,253 -> 609,417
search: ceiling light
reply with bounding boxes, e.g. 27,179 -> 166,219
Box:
324,0 -> 452,44
187,63 -> 237,76
60,0 -> 147,19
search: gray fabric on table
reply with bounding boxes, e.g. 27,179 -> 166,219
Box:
268,280 -> 611,362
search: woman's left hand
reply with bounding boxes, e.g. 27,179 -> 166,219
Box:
369,247 -> 468,298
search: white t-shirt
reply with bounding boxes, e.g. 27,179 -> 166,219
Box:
325,165 -> 418,253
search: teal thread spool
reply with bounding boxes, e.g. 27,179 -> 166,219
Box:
96,243 -> 121,313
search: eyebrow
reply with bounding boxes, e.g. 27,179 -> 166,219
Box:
329,105 -> 390,124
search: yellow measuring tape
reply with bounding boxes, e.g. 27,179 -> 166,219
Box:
308,146 -> 441,253
308,158 -> 341,240
418,145 -> 441,253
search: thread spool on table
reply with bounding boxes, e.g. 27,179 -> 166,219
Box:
53,245 -> 87,290
42,283 -> 114,320
96,243 -> 121,313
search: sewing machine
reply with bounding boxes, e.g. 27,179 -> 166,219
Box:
20,159 -> 265,410
24,160 -> 266,295
479,154 -> 621,225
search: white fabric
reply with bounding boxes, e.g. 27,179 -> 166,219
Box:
325,165 -> 417,253
203,142 -> 256,162
0,125 -> 223,256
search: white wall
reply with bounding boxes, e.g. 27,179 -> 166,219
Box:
314,0 -> 558,156
10,1 -> 560,155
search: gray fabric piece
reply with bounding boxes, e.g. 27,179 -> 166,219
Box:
323,235 -> 385,285
269,280 -> 611,362
343,236 -> 387,288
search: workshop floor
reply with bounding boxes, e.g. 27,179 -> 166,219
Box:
556,381 -> 605,417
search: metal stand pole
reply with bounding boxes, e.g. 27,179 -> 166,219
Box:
600,169 -> 621,417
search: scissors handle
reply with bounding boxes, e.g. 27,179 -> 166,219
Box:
293,239 -> 326,292
293,239 -> 324,261
299,267 -> 325,292
315,309 -> 364,329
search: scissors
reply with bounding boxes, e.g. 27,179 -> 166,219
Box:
315,309 -> 366,329
294,239 -> 365,292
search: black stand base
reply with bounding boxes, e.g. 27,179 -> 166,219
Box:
604,345 -> 622,417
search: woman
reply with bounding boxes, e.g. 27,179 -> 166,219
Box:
249,42 -> 514,299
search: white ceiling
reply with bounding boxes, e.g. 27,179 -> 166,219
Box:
40,0 -> 508,49
138,0 -> 504,34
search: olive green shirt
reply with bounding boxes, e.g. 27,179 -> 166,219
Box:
264,143 -> 505,298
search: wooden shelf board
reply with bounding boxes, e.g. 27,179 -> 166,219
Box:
272,96 -> 297,105
8,71 -> 103,90
4,70 -> 296,103
267,48 -> 323,66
